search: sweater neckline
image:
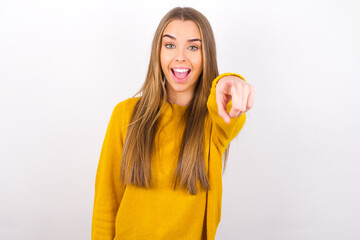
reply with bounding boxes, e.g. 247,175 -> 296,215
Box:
160,100 -> 188,117
161,100 -> 188,110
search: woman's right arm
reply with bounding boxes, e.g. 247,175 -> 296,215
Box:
206,73 -> 248,154
91,102 -> 126,240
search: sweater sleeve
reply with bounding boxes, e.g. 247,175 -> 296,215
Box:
91,102 -> 126,240
206,73 -> 247,154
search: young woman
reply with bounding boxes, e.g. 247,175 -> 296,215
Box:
92,7 -> 255,240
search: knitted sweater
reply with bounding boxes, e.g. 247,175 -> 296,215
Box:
92,73 -> 247,240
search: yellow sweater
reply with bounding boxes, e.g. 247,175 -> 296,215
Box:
92,73 -> 247,240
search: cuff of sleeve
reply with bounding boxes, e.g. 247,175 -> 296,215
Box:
211,72 -> 246,92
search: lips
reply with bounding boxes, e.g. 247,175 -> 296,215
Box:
171,67 -> 191,83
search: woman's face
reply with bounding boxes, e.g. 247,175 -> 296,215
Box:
160,19 -> 203,105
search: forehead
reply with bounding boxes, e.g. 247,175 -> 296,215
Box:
163,20 -> 201,40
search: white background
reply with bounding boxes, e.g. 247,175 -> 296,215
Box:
1,0 -> 359,239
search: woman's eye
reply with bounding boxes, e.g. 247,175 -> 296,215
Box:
165,43 -> 175,49
189,46 -> 198,51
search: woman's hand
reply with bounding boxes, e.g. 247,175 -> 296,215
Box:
216,75 -> 255,123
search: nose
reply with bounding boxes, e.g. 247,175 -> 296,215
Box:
175,48 -> 186,62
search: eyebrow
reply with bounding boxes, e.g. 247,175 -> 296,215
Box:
162,34 -> 202,42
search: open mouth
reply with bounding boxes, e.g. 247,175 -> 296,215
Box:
171,68 -> 191,82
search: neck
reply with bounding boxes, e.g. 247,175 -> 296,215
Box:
167,92 -> 193,107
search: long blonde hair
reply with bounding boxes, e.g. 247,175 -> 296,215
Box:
120,7 -> 230,195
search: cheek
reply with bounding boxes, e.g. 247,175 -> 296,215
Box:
160,51 -> 165,68
160,52 -> 171,71
194,55 -> 203,72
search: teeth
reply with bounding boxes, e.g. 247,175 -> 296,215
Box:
173,68 -> 190,73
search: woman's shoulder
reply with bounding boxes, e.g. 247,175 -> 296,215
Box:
114,97 -> 141,113
109,97 -> 141,130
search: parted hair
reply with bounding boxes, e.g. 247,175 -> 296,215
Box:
120,7 -> 231,195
